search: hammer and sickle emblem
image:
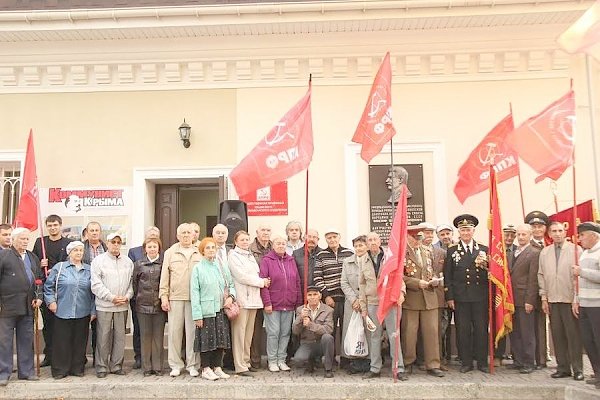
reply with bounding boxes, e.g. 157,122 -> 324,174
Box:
478,143 -> 503,166
264,122 -> 295,146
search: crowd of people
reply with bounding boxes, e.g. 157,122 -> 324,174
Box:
0,210 -> 598,390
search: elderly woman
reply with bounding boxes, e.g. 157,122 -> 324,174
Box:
227,231 -> 271,376
191,237 -> 236,381
44,241 -> 95,379
260,234 -> 302,373
133,237 -> 166,376
340,235 -> 371,374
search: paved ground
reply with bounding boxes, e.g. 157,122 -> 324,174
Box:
1,357 -> 599,400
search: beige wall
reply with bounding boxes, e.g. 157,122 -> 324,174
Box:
1,67 -> 598,246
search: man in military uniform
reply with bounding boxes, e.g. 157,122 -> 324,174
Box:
402,226 -> 444,377
525,211 -> 550,369
444,214 -> 489,373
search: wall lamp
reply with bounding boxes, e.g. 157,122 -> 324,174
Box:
178,119 -> 191,148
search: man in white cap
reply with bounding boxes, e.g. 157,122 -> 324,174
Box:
91,232 -> 134,378
433,223 -> 454,365
313,228 -> 354,366
434,224 -> 454,252
0,227 -> 43,386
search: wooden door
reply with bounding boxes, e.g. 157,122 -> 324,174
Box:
155,185 -> 178,249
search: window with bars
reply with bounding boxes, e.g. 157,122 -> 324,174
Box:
0,163 -> 21,225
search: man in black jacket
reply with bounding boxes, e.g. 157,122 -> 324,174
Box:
444,214 -> 490,373
32,214 -> 72,367
0,228 -> 43,386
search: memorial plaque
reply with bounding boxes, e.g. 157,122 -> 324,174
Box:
369,164 -> 425,244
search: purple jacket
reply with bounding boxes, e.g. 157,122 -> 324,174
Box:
259,250 -> 302,311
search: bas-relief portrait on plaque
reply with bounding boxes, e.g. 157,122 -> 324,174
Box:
369,164 -> 425,244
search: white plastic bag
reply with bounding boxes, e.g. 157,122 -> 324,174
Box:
343,311 -> 368,357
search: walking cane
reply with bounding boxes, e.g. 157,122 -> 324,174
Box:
34,304 -> 40,376
34,278 -> 43,377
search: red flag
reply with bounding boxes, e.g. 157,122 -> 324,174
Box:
557,0 -> 600,61
376,185 -> 407,324
506,90 -> 575,183
230,83 -> 313,198
352,52 -> 396,163
13,130 -> 40,231
454,113 -> 519,204
549,200 -> 597,239
487,165 -> 514,347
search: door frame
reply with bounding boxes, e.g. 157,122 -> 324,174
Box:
132,166 -> 233,246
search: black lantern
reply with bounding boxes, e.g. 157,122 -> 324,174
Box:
178,119 -> 191,148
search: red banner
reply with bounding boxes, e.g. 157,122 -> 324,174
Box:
506,90 -> 575,183
549,200 -> 597,239
230,83 -> 313,198
13,130 -> 39,231
454,113 -> 519,204
488,165 -> 514,347
352,52 -> 396,163
376,185 -> 407,324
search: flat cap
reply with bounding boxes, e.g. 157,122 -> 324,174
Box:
577,221 -> 600,235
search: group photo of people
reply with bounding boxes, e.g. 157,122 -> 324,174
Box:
0,210 -> 598,392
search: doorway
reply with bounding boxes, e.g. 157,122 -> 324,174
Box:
154,178 -> 227,248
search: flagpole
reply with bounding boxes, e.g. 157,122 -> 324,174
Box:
516,166 -> 526,221
303,168 -> 309,304
488,164 -> 495,375
572,118 -> 579,296
585,55 -> 600,206
390,140 -> 395,222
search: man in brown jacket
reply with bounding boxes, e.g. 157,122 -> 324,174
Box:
292,286 -> 334,378
538,221 -> 583,380
508,224 -> 540,374
402,226 -> 444,377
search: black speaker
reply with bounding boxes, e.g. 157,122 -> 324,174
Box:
219,200 -> 248,245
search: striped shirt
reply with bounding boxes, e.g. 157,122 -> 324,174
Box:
313,246 -> 354,299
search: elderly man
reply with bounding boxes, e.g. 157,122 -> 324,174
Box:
507,224 -> 540,374
292,286 -> 334,378
159,223 -> 201,377
434,224 -> 454,251
0,224 -> 12,252
366,232 -> 385,276
91,233 -> 133,378
127,226 -> 161,370
249,223 -> 272,369
285,221 -> 304,256
82,221 -> 107,367
314,228 -> 354,366
444,214 -> 489,373
525,211 -> 550,369
293,229 -> 322,302
402,226 -> 444,377
0,228 -> 43,386
539,221 -> 583,380
31,214 -> 72,368
573,222 -> 600,390
433,224 -> 454,364
359,239 -> 407,380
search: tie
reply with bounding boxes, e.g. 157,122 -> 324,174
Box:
555,245 -> 561,264
414,248 -> 422,266
217,247 -> 225,267
466,245 -> 472,256
506,248 -> 514,271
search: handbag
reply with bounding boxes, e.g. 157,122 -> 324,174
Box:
216,257 -> 240,321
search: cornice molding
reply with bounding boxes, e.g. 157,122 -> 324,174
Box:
0,49 -> 571,93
